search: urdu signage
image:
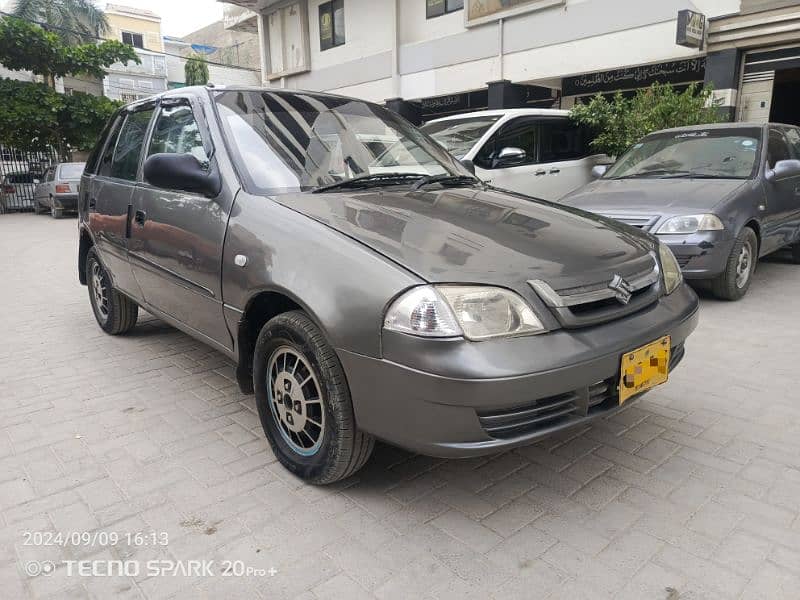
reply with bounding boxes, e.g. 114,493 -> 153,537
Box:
676,9 -> 705,49
465,0 -> 565,27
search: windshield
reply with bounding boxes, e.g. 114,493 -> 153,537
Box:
605,128 -> 763,180
421,116 -> 501,159
214,90 -> 469,194
58,163 -> 85,180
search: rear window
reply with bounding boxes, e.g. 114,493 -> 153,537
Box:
58,163 -> 85,180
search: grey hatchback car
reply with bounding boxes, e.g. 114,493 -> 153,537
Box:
562,123 -> 800,300
78,87 -> 698,484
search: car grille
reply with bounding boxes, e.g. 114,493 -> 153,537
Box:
529,258 -> 662,329
478,343 -> 685,440
601,215 -> 659,231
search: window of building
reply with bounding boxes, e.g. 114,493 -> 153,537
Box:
319,0 -> 345,51
110,108 -> 155,181
265,2 -> 310,80
426,0 -> 464,19
121,31 -> 144,49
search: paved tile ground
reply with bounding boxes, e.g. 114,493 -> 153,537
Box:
2,212 -> 800,600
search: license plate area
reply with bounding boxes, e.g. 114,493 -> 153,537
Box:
619,335 -> 671,405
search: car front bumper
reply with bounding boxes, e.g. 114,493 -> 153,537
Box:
339,284 -> 699,458
659,231 -> 735,279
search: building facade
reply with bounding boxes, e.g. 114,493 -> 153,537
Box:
219,0 -> 751,123
103,3 -> 168,102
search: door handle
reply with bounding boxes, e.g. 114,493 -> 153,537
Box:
794,185 -> 800,196
134,210 -> 146,227
549,169 -> 561,175
535,170 -> 547,176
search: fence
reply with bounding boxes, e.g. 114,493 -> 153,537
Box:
0,146 -> 58,213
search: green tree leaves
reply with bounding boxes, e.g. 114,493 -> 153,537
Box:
184,54 -> 209,86
570,83 -> 723,157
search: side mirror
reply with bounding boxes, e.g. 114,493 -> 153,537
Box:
143,153 -> 221,198
493,147 -> 527,168
766,159 -> 800,182
460,159 -> 476,175
591,165 -> 609,179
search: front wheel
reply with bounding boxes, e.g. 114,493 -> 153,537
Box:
711,227 -> 758,301
253,311 -> 374,484
85,248 -> 138,335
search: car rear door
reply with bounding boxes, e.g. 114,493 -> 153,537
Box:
762,127 -> 800,254
87,105 -> 155,299
128,96 -> 233,350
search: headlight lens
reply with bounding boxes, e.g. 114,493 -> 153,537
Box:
384,285 -> 546,340
656,214 -> 724,234
659,243 -> 683,295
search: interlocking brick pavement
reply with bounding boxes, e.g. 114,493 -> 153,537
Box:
2,213 -> 800,599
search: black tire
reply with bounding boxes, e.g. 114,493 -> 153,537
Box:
85,248 -> 138,335
790,243 -> 800,265
51,205 -> 63,219
711,227 -> 758,301
253,311 -> 374,484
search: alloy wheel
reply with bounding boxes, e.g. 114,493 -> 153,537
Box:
735,241 -> 753,289
91,262 -> 109,322
267,346 -> 325,456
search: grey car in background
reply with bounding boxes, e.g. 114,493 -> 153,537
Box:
34,162 -> 85,218
561,123 -> 800,300
78,87 -> 698,484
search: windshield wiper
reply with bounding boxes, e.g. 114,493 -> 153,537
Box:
610,169 -> 692,180
411,174 -> 479,190
312,172 -> 424,193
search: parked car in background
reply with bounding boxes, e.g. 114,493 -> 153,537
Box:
34,162 -> 85,218
79,87 -> 698,484
561,123 -> 800,300
421,109 -> 610,201
0,172 -> 36,213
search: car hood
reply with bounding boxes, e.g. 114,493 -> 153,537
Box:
273,186 -> 656,295
560,178 -> 748,215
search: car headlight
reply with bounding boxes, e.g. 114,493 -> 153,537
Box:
384,285 -> 547,341
659,243 -> 683,295
656,214 -> 724,234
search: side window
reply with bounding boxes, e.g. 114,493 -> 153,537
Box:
97,117 -> 125,177
783,127 -> 800,159
539,120 -> 592,163
767,129 -> 792,169
147,102 -> 208,164
475,117 -> 538,169
110,109 -> 155,181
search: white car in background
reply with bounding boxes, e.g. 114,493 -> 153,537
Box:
34,162 -> 85,218
421,109 -> 610,201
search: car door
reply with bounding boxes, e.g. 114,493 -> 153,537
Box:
34,167 -> 51,208
129,97 -> 233,350
537,118 -> 606,200
779,126 -> 800,247
88,105 -> 155,300
761,127 -> 800,254
473,116 -> 543,197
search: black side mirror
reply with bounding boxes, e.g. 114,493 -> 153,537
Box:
766,159 -> 800,182
460,159 -> 476,175
143,153 -> 221,198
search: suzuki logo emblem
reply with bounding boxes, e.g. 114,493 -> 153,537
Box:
608,274 -> 635,305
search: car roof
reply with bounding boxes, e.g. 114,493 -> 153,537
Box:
425,108 -> 570,124
651,122 -> 773,135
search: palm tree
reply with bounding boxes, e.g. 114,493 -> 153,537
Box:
10,0 -> 108,44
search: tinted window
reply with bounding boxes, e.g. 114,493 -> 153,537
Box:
97,117 -> 125,177
148,103 -> 208,163
476,117 -> 538,169
539,120 -> 591,162
768,129 -> 792,168
784,127 -> 800,158
319,0 -> 345,50
110,109 -> 154,181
